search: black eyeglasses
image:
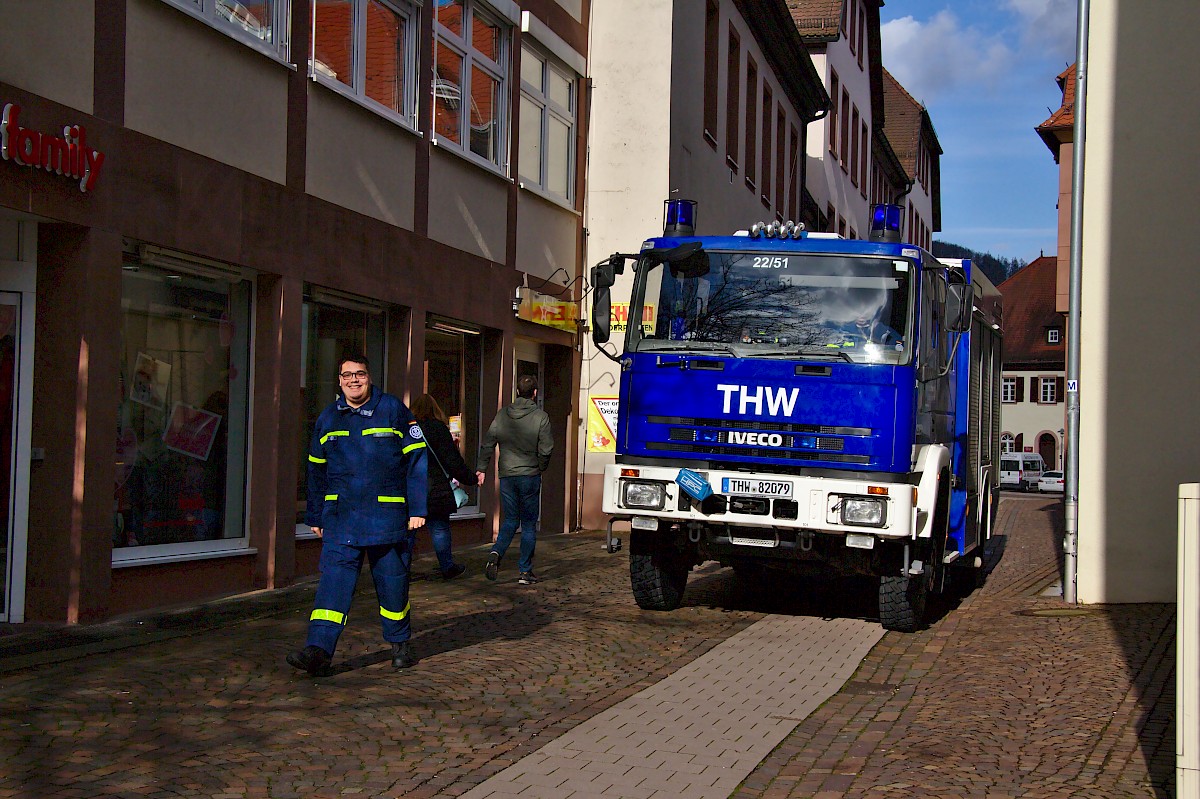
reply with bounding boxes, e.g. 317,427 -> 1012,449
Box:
338,371 -> 369,380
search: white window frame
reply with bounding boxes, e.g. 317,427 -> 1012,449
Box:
1039,376 -> 1057,404
1001,376 -> 1016,404
433,0 -> 511,171
160,0 -> 290,62
1000,433 -> 1015,453
310,0 -> 421,130
1047,328 -> 1060,344
518,42 -> 576,204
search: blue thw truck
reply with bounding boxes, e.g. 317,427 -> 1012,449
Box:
590,201 -> 1003,632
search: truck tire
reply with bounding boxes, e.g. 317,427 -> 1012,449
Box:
630,530 -> 688,611
879,572 -> 929,632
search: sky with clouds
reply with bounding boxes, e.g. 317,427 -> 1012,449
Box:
879,0 -> 1078,263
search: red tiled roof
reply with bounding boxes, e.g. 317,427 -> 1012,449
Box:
881,68 -> 921,179
785,0 -> 845,41
997,255 -> 1065,366
1036,63 -> 1075,159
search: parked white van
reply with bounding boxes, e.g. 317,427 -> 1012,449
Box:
1000,452 -> 1046,491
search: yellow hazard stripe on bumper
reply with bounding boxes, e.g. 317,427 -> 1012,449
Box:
377,496 -> 406,503
379,602 -> 410,621
403,441 -> 426,455
320,430 -> 350,445
308,454 -> 326,463
311,608 -> 346,625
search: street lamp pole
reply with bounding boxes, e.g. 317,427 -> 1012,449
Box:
1063,0 -> 1090,605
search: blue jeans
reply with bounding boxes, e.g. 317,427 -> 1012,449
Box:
494,475 -> 541,574
426,516 -> 458,573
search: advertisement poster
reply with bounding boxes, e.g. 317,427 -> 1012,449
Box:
448,413 -> 462,446
586,396 -> 619,452
162,402 -> 223,461
130,352 -> 170,411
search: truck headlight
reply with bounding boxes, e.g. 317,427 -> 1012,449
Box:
622,480 -> 666,510
840,496 -> 887,527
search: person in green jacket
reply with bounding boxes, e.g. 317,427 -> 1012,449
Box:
476,375 -> 553,585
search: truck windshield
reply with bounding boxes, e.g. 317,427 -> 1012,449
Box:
629,250 -> 915,364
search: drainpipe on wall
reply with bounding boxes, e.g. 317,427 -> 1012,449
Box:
1063,0 -> 1090,605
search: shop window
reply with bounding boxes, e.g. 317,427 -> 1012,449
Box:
160,0 -> 289,59
311,0 -> 420,126
114,255 -> 252,556
425,320 -> 483,512
295,290 -> 386,532
434,0 -> 510,168
519,43 -> 577,202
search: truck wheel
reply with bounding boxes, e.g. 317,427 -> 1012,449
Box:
630,530 -> 689,611
879,571 -> 930,632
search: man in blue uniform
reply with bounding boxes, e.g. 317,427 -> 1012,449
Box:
287,354 -> 428,676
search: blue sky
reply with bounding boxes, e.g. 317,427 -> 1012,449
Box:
879,0 -> 1078,264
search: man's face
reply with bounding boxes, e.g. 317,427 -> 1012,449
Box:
338,361 -> 371,406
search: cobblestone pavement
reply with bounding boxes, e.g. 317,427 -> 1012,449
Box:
734,493 -> 1176,799
0,494 -> 1176,799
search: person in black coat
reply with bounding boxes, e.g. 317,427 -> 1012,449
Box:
411,394 -> 479,579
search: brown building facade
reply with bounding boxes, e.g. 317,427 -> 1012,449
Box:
0,0 -> 590,624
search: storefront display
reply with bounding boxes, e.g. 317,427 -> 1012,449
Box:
113,259 -> 251,551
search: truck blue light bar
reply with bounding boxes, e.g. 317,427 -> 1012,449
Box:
664,199 -> 697,236
869,204 -> 903,243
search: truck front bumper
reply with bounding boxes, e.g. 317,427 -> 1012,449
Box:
601,463 -> 920,542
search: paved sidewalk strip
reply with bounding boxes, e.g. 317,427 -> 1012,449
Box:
460,615 -> 885,798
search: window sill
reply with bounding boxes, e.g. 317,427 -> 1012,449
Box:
726,155 -> 739,173
518,180 -> 580,215
312,74 -> 423,139
113,545 -> 257,569
704,129 -> 718,149
431,136 -> 512,184
161,1 -> 295,70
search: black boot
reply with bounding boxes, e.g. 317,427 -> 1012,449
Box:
286,644 -> 331,677
391,641 -> 417,669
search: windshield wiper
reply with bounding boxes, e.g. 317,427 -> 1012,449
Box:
737,346 -> 855,362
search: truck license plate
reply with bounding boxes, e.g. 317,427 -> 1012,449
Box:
721,478 -> 793,498
631,516 -> 658,531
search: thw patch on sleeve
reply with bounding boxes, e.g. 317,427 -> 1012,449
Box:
409,424 -> 423,440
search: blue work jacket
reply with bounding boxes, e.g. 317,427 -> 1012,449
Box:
305,387 -> 428,546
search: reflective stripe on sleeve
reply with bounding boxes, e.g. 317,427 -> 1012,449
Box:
361,428 -> 396,436
379,602 -> 410,621
311,608 -> 346,625
320,430 -> 350,445
308,454 -> 327,463
377,496 -> 406,503
324,494 -> 338,501
403,441 -> 427,455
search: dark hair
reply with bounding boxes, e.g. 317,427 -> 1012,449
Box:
340,353 -> 370,372
516,375 -> 538,399
410,393 -> 447,424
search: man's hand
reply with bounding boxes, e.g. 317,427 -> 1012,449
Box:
408,516 -> 426,530
476,471 -> 486,485
311,527 -> 323,537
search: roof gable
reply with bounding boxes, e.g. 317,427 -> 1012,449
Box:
997,255 -> 1065,364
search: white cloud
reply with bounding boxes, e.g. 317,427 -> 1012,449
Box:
1006,0 -> 1078,60
880,11 -> 1014,105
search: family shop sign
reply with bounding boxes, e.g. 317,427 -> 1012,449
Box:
1,102 -> 105,192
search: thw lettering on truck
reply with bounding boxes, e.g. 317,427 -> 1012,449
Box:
716,384 -> 799,417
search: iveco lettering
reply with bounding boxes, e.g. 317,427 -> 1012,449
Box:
590,201 -> 1004,632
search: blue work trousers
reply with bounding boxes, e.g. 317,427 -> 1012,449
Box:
306,537 -> 413,656
494,475 -> 541,574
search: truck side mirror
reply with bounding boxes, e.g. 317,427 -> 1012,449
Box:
590,256 -> 622,345
946,283 -> 975,332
